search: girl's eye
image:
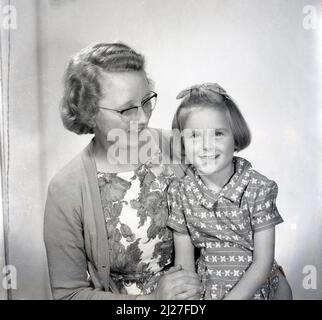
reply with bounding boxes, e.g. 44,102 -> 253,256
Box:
215,131 -> 224,137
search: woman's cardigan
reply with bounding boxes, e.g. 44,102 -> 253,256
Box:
44,129 -> 185,300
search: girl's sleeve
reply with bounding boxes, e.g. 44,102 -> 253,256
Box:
166,180 -> 189,234
251,180 -> 284,232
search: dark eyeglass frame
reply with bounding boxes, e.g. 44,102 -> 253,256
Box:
99,91 -> 157,120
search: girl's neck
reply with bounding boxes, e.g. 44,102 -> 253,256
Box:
197,161 -> 235,192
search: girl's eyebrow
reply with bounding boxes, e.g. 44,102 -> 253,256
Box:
190,128 -> 229,132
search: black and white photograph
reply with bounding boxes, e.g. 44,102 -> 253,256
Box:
0,0 -> 321,304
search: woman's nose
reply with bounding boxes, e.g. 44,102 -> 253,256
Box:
137,106 -> 149,125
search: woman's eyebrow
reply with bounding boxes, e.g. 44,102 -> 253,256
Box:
215,128 -> 229,131
112,99 -> 139,110
142,91 -> 155,100
115,92 -> 153,110
115,101 -> 133,110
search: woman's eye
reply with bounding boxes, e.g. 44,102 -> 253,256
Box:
192,132 -> 201,138
122,106 -> 138,116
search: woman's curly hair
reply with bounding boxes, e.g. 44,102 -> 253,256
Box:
60,42 -> 145,134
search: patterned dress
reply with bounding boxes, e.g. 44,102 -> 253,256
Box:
167,157 -> 284,300
97,154 -> 175,295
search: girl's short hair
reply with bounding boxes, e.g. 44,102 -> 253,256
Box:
172,83 -> 251,153
60,42 -> 146,134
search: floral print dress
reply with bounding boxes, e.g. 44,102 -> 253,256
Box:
97,156 -> 175,295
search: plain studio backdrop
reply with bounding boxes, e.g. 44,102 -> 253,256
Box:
0,0 -> 321,299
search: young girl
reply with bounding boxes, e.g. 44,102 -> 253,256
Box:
167,83 -> 291,300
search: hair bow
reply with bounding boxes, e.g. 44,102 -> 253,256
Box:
176,82 -> 232,100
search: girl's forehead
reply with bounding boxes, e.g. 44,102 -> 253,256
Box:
183,105 -> 230,129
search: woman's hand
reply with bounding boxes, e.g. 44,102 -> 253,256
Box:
150,265 -> 202,300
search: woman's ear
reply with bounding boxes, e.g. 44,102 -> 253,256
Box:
89,118 -> 97,128
87,113 -> 97,129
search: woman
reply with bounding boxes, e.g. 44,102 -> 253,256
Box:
44,42 -> 202,300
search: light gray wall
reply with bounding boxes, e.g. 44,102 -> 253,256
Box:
1,0 -> 53,299
2,0 -> 321,299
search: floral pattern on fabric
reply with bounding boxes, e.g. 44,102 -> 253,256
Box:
97,156 -> 175,295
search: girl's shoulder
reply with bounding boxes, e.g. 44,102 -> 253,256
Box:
241,166 -> 279,202
247,168 -> 278,190
232,157 -> 279,201
235,156 -> 278,186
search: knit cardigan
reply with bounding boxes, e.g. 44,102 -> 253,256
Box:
44,129 -> 184,300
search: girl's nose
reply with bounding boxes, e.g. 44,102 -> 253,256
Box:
202,131 -> 214,150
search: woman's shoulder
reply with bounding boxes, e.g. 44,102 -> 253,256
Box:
48,151 -> 85,193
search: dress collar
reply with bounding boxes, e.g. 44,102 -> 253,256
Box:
186,157 -> 253,209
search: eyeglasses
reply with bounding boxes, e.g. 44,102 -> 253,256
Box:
99,91 -> 157,121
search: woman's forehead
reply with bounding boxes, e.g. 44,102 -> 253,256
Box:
100,70 -> 148,90
99,71 -> 150,107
